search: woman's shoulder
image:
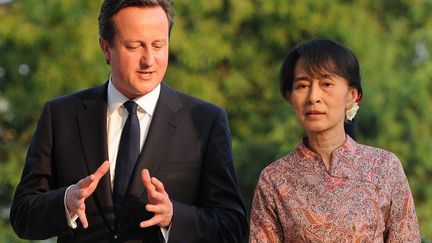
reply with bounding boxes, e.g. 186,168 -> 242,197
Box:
352,142 -> 405,183
259,151 -> 298,180
354,142 -> 400,164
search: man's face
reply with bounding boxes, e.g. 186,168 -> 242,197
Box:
100,6 -> 169,99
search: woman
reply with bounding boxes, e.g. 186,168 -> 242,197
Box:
249,39 -> 420,242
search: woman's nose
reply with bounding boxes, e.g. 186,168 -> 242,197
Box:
308,84 -> 322,104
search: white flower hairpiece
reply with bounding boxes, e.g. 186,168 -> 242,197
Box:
346,103 -> 359,121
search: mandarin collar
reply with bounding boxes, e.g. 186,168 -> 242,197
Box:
294,136 -> 359,177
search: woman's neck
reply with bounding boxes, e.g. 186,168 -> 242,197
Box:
306,129 -> 346,171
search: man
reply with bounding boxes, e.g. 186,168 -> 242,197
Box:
10,0 -> 247,242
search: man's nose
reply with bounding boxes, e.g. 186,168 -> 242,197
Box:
140,48 -> 155,67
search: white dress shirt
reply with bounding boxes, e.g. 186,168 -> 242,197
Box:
106,78 -> 159,186
65,78 -> 170,241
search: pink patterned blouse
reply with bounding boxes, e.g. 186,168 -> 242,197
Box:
249,136 -> 420,242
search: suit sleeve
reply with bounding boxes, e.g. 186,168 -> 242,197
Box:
10,102 -> 72,240
167,109 -> 248,243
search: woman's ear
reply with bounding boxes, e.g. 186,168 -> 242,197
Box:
347,88 -> 359,107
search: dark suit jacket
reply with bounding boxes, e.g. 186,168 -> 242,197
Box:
10,82 -> 247,242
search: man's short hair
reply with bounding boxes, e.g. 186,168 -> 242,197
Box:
98,0 -> 174,45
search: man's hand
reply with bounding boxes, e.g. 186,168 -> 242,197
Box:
66,160 -> 110,229
139,169 -> 173,228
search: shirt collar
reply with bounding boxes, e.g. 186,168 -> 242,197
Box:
107,76 -> 161,116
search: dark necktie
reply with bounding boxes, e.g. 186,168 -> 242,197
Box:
113,100 -> 140,216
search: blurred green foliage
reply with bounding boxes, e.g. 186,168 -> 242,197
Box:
1,0 -> 432,241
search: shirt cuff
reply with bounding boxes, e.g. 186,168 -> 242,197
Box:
160,224 -> 172,243
64,185 -> 78,229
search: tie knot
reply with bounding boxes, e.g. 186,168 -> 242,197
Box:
123,100 -> 138,114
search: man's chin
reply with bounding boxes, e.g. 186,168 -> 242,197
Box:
133,84 -> 160,96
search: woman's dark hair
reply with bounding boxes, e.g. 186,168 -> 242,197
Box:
279,39 -> 362,100
280,39 -> 363,138
98,0 -> 174,45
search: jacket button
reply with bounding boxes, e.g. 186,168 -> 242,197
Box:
113,234 -> 119,240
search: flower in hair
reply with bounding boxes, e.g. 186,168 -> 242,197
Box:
346,103 -> 359,121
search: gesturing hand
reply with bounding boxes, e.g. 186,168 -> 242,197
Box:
66,160 -> 110,229
139,169 -> 173,228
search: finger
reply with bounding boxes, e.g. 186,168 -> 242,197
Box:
79,198 -> 86,210
93,160 -> 110,181
146,203 -> 161,213
76,161 -> 110,189
147,190 -> 165,203
77,205 -> 88,229
150,177 -> 166,195
139,215 -> 161,228
145,204 -> 166,214
141,169 -> 155,192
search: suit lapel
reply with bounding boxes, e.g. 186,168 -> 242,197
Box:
76,83 -> 115,231
123,83 -> 183,220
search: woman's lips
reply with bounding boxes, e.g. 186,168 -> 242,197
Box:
305,111 -> 325,119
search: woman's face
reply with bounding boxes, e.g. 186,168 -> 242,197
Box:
287,58 -> 358,136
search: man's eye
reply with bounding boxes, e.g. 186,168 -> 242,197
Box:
153,43 -> 165,50
126,45 -> 140,50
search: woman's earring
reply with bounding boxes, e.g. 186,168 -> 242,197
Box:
346,103 -> 359,121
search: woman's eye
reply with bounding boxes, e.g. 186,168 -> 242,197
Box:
295,83 -> 308,89
322,81 -> 334,87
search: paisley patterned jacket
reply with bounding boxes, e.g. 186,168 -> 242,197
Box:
249,136 -> 420,243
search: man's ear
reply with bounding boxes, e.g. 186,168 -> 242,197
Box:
99,38 -> 111,65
